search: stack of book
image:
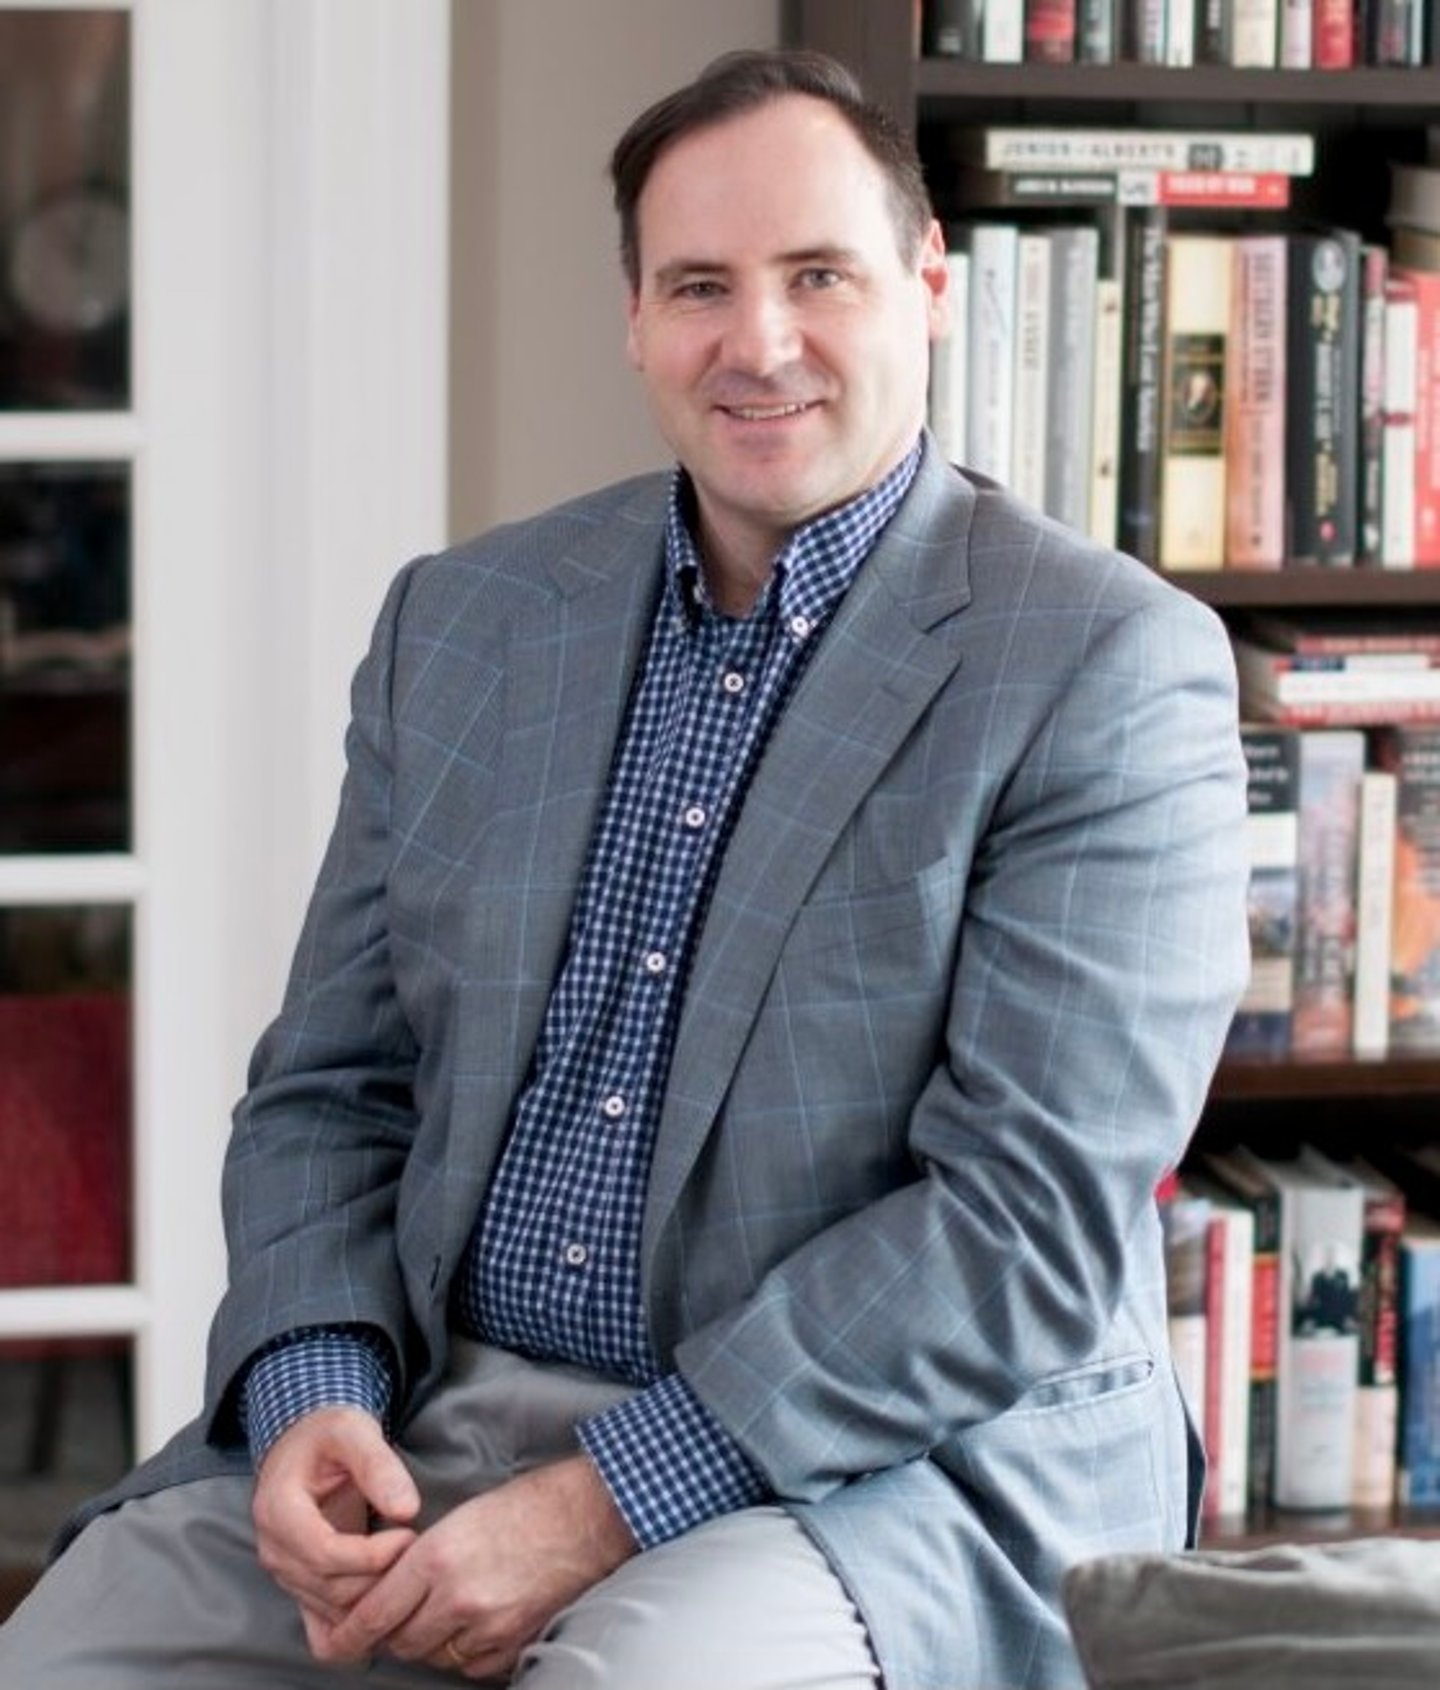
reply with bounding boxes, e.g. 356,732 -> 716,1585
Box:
921,0 -> 1436,65
1227,615 -> 1440,1062
1162,1142 -> 1439,1528
927,127 -> 1440,574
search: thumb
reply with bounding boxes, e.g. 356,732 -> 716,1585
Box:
331,1416 -> 421,1525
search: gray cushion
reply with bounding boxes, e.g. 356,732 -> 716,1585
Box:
1063,1538 -> 1440,1688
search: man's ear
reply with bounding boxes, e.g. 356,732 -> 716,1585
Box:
918,218 -> 952,344
625,290 -> 643,370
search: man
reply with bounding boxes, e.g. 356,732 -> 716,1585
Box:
0,47 -> 1250,1690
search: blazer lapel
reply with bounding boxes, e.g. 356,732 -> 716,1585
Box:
645,450 -> 978,1235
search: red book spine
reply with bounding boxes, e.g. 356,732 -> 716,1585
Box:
1312,0 -> 1355,64
1024,0 -> 1077,61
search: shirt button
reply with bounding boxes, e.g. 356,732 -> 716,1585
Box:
643,950 -> 668,976
721,670 -> 746,696
563,1242 -> 589,1268
682,803 -> 707,830
788,613 -> 813,640
601,1093 -> 627,1120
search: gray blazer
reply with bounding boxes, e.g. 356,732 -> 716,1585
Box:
71,445 -> 1250,1689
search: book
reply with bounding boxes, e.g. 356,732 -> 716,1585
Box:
1279,0 -> 1313,64
952,127 -> 1316,173
1397,1214 -> 1440,1507
1226,0 -> 1280,62
1391,223 -> 1440,273
1159,233 -> 1232,569
1181,1173 -> 1256,1522
1161,1182 -> 1211,1437
1024,0 -> 1078,59
1240,1150 -> 1365,1512
1313,0 -> 1355,64
1285,228 -> 1362,568
1199,1148 -> 1283,1512
1316,1154 -> 1406,1511
1391,266 -> 1440,567
929,250 -> 970,468
1373,724 -> 1440,1052
1234,608 -> 1440,655
1224,234 -> 1288,569
947,165 -> 1291,209
962,223 -> 1019,485
923,0 -> 982,56
1227,725 -> 1300,1058
1166,0 -> 1196,65
1357,243 -> 1389,567
1045,224 -> 1100,532
1292,729 -> 1364,1058
1011,230 -> 1052,508
1117,206 -> 1167,568
1077,0 -> 1116,59
1089,274 -> 1123,546
1382,271 -> 1419,568
1234,637 -> 1440,724
985,0 -> 1026,60
1353,768 -> 1398,1060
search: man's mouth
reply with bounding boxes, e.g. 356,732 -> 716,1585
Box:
720,401 -> 815,421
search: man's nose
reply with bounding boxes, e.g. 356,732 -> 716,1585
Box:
722,289 -> 801,375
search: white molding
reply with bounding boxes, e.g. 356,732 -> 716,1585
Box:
0,1286 -> 147,1338
0,855 -> 144,904
0,414 -> 141,460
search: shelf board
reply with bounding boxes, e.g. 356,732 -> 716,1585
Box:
1200,1505 -> 1440,1547
0,1284 -> 146,1341
0,412 -> 141,463
1170,569 -> 1440,609
1213,1053 -> 1440,1100
0,854 -> 145,907
916,61 -> 1440,109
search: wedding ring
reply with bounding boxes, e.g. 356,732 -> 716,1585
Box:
445,1637 -> 468,1669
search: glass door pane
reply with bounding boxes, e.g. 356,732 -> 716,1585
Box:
0,10 -> 130,410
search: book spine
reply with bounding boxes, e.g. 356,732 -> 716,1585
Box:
1377,724 -> 1440,1052
1369,0 -> 1416,61
1225,235 -> 1288,569
1166,0 -> 1197,62
1226,0 -> 1281,60
1045,226 -> 1099,532
1122,170 -> 1291,209
1409,269 -> 1440,566
923,0 -> 982,56
1162,1189 -> 1212,1437
971,130 -> 1314,173
1353,1184 -> 1405,1509
1089,275 -> 1124,546
1273,1177 -> 1364,1511
1118,207 -> 1167,567
1160,233 -> 1232,568
1353,769 -> 1397,1060
1285,229 -> 1361,567
1120,0 -> 1169,59
1197,0 -> 1227,60
1383,276 -> 1420,569
1398,1234 -> 1440,1507
1313,0 -> 1356,62
1292,728 -> 1365,1057
964,224 -> 1019,485
1229,727 -> 1301,1057
1279,0 -> 1315,62
985,0 -> 1027,59
1206,1206 -> 1256,1520
1358,244 -> 1389,567
1024,0 -> 1079,58
1011,230 -> 1052,507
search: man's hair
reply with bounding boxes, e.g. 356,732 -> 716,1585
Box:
609,47 -> 933,292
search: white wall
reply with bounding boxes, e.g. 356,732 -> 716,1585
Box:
448,0 -> 780,541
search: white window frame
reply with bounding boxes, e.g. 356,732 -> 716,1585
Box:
0,0 -> 448,1457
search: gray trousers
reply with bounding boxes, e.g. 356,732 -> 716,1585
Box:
0,1342 -> 879,1690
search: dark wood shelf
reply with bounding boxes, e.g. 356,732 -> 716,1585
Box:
1171,570 -> 1440,610
916,60 -> 1440,110
1201,1505 -> 1440,1548
1213,1054 -> 1440,1101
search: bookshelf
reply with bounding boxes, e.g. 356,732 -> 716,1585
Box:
786,0 -> 1440,1545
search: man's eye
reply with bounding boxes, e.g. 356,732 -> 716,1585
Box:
675,280 -> 723,300
798,268 -> 842,289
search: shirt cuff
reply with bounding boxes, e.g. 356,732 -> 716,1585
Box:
239,1326 -> 397,1467
576,1371 -> 770,1549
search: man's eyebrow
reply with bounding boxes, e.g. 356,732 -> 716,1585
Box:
650,246 -> 864,290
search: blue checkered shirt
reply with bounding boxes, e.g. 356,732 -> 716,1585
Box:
242,441 -> 922,1547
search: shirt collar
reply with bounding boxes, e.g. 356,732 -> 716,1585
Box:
663,436 -> 924,629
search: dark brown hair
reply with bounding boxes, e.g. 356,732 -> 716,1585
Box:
609,47 -> 933,292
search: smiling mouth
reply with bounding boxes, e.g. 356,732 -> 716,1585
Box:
720,401 -> 815,421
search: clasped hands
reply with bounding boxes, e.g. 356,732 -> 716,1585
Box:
251,1406 -> 637,1680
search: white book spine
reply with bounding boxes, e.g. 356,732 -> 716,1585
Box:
1045,226 -> 1099,531
1089,276 -> 1123,547
1166,0 -> 1197,63
1279,0 -> 1313,65
965,225 -> 1018,485
1383,291 -> 1419,568
1354,770 -> 1398,1059
1227,0 -> 1280,64
1160,233 -> 1233,568
1011,232 -> 1051,508
984,0 -> 1024,62
1214,1207 -> 1256,1520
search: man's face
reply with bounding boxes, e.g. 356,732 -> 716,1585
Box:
626,95 -> 950,576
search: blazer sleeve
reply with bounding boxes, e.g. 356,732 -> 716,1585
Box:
203,560 -> 423,1433
672,583 -> 1252,1501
